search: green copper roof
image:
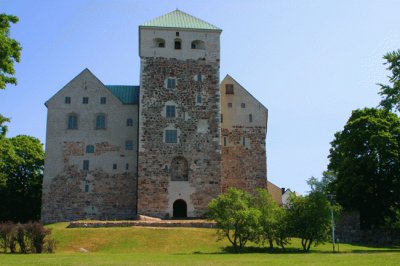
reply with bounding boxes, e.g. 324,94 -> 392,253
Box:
105,85 -> 139,105
141,9 -> 221,31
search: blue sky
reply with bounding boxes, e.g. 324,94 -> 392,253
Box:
2,0 -> 400,194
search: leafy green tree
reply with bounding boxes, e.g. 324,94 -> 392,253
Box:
207,188 -> 261,253
0,14 -> 22,90
253,189 -> 288,249
307,171 -> 336,195
379,50 -> 400,112
286,192 -> 331,251
0,135 -> 44,222
328,108 -> 400,229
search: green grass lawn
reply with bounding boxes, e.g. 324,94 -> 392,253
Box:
0,222 -> 399,265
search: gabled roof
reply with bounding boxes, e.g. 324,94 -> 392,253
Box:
105,85 -> 140,105
141,9 -> 221,31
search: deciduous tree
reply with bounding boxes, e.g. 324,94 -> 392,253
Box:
379,50 -> 400,112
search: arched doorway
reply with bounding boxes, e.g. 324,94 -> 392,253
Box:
173,199 -> 187,218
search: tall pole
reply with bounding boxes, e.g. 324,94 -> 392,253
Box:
328,194 -> 336,252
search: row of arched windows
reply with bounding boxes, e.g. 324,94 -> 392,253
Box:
153,38 -> 205,50
67,114 -> 134,129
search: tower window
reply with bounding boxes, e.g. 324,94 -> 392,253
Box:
191,40 -> 205,50
241,103 -> 246,108
67,114 -> 78,129
167,78 -> 176,89
224,136 -> 227,146
65,97 -> 71,104
126,163 -> 129,170
176,32 -> 179,36
125,140 -> 133,150
83,97 -> 89,104
100,97 -> 106,104
84,183 -> 89,192
225,84 -> 234,94
165,129 -> 178,143
86,145 -> 95,153
166,105 -> 176,118
228,103 -> 232,108
83,160 -> 89,171
113,164 -> 117,170
96,115 -> 106,129
127,118 -> 133,127
174,39 -> 181,50
221,114 -> 223,123
153,38 -> 165,48
249,114 -> 253,122
196,95 -> 202,104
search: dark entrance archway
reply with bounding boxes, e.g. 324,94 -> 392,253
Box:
173,199 -> 187,218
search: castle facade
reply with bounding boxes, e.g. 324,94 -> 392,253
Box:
41,10 -> 268,223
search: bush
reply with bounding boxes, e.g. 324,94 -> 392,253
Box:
0,222 -> 55,254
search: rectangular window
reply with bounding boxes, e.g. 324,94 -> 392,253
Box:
228,103 -> 232,108
65,97 -> 71,104
224,136 -> 227,146
68,115 -> 78,129
100,97 -> 106,104
197,74 -> 202,82
96,115 -> 106,129
241,103 -> 246,108
83,160 -> 89,171
125,140 -> 133,150
196,95 -> 202,104
225,84 -> 234,94
176,32 -> 179,36
242,137 -> 246,146
165,130 -> 178,143
166,105 -> 176,118
83,97 -> 89,104
249,114 -> 253,122
126,163 -> 129,170
84,184 -> 89,192
113,163 -> 117,170
221,114 -> 223,123
167,78 -> 176,89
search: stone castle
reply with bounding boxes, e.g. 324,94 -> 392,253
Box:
41,10 -> 268,223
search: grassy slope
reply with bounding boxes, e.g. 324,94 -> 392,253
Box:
0,222 -> 399,265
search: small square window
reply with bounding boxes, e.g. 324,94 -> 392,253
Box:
83,97 -> 89,104
165,130 -> 178,143
113,164 -> 117,170
225,84 -> 234,94
83,160 -> 89,171
241,103 -> 246,108
166,105 -> 176,118
100,97 -> 106,104
228,103 -> 232,108
65,97 -> 71,104
167,78 -> 176,89
86,145 -> 95,153
125,140 -> 133,150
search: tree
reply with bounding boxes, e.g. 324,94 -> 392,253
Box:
285,192 -> 331,251
0,14 -> 22,90
328,108 -> 400,229
379,49 -> 400,112
207,188 -> 261,253
0,135 -> 44,222
253,189 -> 289,249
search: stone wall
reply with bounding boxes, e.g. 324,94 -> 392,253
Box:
138,57 -> 221,218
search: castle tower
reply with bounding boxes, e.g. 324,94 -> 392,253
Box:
137,10 -> 222,218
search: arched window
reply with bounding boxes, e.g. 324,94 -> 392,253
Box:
96,114 -> 106,129
171,156 -> 188,181
126,118 -> 133,127
153,38 -> 165,48
174,38 -> 182,50
191,40 -> 205,50
86,145 -> 95,153
67,113 -> 78,129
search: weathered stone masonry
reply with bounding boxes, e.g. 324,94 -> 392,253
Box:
138,58 -> 222,218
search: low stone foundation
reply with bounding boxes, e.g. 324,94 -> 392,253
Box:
68,219 -> 216,229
